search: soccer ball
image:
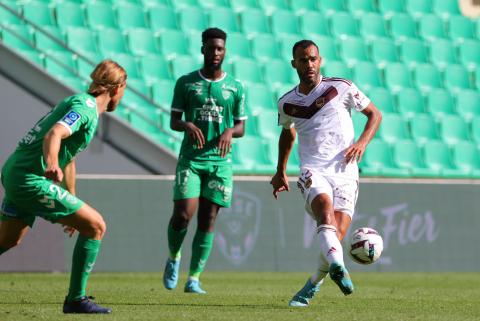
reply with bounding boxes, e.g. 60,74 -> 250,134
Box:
348,227 -> 383,265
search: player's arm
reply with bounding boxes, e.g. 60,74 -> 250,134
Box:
170,111 -> 205,149
270,126 -> 296,199
344,102 -> 382,164
63,159 -> 76,195
218,120 -> 244,158
43,123 -> 71,183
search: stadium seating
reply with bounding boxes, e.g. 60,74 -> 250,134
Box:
1,0 -> 478,177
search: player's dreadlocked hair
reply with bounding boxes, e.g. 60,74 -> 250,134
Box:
202,27 -> 227,44
292,40 -> 319,57
88,60 -> 127,96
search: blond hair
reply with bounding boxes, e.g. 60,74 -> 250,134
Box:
87,59 -> 127,96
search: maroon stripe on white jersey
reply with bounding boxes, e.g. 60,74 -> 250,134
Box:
323,77 -> 352,86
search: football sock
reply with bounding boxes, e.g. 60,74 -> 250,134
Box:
317,224 -> 344,266
311,253 -> 329,284
0,247 -> 8,255
189,230 -> 214,278
168,223 -> 187,261
67,235 -> 101,302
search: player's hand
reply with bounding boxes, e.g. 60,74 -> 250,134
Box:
62,225 -> 76,237
344,141 -> 367,164
270,171 -> 290,199
184,122 -> 205,149
44,165 -> 64,183
217,128 -> 233,157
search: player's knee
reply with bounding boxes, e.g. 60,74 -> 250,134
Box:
87,217 -> 107,240
171,212 -> 192,229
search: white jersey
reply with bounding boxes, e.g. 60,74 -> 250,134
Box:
278,76 -> 370,179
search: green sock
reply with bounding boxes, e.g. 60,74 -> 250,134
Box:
67,235 -> 101,302
0,247 -> 8,255
168,223 -> 187,260
189,230 -> 214,278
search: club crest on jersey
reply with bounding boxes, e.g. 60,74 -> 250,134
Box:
62,111 -> 81,126
222,90 -> 231,100
315,97 -> 326,109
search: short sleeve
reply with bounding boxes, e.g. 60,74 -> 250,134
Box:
344,82 -> 371,112
171,77 -> 186,113
56,100 -> 93,135
277,99 -> 294,129
234,81 -> 247,121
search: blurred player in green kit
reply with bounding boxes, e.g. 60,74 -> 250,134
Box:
163,28 -> 247,294
0,60 -> 127,314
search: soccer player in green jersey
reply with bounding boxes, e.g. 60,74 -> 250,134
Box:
162,28 -> 247,294
0,60 -> 127,314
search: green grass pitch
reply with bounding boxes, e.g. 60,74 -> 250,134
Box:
0,272 -> 479,321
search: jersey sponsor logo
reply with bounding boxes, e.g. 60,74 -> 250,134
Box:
62,111 -> 81,126
207,180 -> 232,201
283,86 -> 338,119
86,98 -> 96,108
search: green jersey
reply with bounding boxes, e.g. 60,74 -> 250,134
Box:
171,70 -> 247,162
1,93 -> 99,182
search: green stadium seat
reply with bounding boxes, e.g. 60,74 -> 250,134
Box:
370,37 -> 399,67
393,139 -> 439,177
148,5 -> 179,32
318,0 -> 347,16
423,140 -> 470,178
368,87 -> 396,113
338,36 -> 369,65
405,0 -> 432,19
98,28 -> 129,56
362,140 -> 410,177
198,0 -> 230,9
44,51 -> 77,78
178,6 -> 207,33
16,49 -> 44,66
278,34 -> 302,60
271,10 -> 301,37
413,63 -> 443,93
389,14 -> 417,40
158,30 -> 189,59
323,61 -> 353,80
151,80 -> 175,108
77,58 -> 99,78
1,25 -> 34,51
353,62 -> 383,92
257,110 -> 280,140
230,0 -> 260,12
299,11 -> 330,38
351,111 -> 367,141
116,3 -> 147,30
444,64 -> 472,92
419,14 -> 447,40
396,88 -> 425,118
346,0 -> 376,18
239,8 -> 270,36
62,76 -> 87,91
410,114 -> 440,144
227,33 -> 252,59
426,89 -> 455,119
246,83 -> 276,113
207,7 -> 239,33
85,2 -> 117,30
378,0 -> 405,17
359,13 -> 389,41
400,38 -> 428,66
109,53 -> 141,79
127,78 -> 151,97
439,114 -> 470,145
233,136 -> 274,174
127,28 -> 159,56
458,40 -> 480,71
447,15 -> 476,42
378,113 -> 410,143
55,2 -> 86,30
139,55 -> 171,83
258,0 -> 289,15
250,34 -> 282,62
384,63 -> 412,92
263,59 -> 296,89
429,39 -> 457,69
455,89 -> 480,121
65,27 -> 99,61
0,2 -> 22,26
245,113 -> 259,136
452,141 -> 480,178
330,12 -> 359,37
232,58 -> 263,84
309,35 -> 339,61
22,2 -> 55,26
170,0 -> 199,10
170,55 -> 200,79
34,26 -> 66,53
432,0 -> 460,18
471,115 -> 480,146
290,0 -> 318,15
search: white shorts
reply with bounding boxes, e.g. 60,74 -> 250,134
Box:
297,169 -> 359,218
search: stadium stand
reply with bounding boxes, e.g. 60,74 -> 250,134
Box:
0,0 -> 479,178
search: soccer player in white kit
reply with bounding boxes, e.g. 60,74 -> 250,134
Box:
271,40 -> 382,307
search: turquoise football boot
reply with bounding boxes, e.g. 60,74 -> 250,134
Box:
184,279 -> 206,294
329,263 -> 354,295
163,258 -> 180,290
289,278 -> 321,307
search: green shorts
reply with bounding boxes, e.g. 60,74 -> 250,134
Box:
1,175 -> 84,227
173,158 -> 233,207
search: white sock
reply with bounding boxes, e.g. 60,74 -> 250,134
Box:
310,253 -> 329,284
317,224 -> 344,266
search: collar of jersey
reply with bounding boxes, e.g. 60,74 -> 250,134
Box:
197,70 -> 227,82
295,75 -> 323,97
86,92 -> 99,118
